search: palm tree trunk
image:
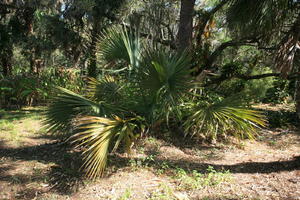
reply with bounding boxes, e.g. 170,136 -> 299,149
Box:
177,0 -> 196,51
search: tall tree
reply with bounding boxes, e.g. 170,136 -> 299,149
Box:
0,0 -> 59,75
177,0 -> 196,51
63,0 -> 125,77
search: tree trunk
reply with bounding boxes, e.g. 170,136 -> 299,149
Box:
23,4 -> 35,35
295,51 -> 300,122
87,21 -> 100,78
30,54 -> 36,73
177,0 -> 196,51
1,49 -> 12,76
29,52 -> 40,75
88,45 -> 97,77
1,56 -> 12,76
295,79 -> 300,121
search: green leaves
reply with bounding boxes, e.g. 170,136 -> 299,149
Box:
226,0 -> 295,40
184,98 -> 267,140
139,49 -> 191,102
43,87 -> 104,135
136,49 -> 191,121
43,24 -> 269,179
86,76 -> 123,104
97,26 -> 141,70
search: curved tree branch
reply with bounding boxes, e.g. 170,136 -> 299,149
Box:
203,72 -> 300,87
204,39 -> 258,70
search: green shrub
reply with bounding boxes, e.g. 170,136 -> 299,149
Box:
216,65 -> 275,103
263,78 -> 294,104
262,110 -> 298,128
0,67 -> 84,108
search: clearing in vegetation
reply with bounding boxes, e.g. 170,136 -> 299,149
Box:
0,106 -> 299,200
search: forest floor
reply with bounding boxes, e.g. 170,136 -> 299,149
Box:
0,105 -> 299,200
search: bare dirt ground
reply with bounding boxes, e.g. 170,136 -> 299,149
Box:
0,106 -> 299,200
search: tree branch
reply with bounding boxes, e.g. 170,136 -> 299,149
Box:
204,38 -> 258,70
139,31 -> 176,49
208,0 -> 229,16
237,73 -> 281,80
194,0 -> 229,45
204,72 -> 300,87
195,0 -> 229,17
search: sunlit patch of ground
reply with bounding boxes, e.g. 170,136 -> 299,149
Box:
0,105 -> 299,200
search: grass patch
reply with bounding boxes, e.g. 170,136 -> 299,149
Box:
0,120 -> 14,131
173,166 -> 232,191
0,107 -> 45,146
148,183 -> 175,200
117,188 -> 133,200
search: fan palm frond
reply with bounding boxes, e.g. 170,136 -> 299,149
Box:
72,115 -> 139,179
86,76 -> 123,103
139,49 -> 191,103
137,49 -> 192,121
184,98 -> 267,140
97,26 -> 141,69
43,87 -> 110,135
275,14 -> 300,77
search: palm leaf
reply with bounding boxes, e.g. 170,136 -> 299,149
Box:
71,116 -> 139,179
275,15 -> 300,77
138,49 -> 191,102
97,26 -> 141,70
43,87 -> 108,135
86,76 -> 123,103
184,98 -> 267,140
137,49 -> 192,121
226,0 -> 295,40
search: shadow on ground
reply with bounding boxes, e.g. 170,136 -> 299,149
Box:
256,108 -> 299,128
1,139 -> 299,198
0,141 -> 84,196
108,151 -> 300,175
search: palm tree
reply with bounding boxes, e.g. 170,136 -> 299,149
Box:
44,26 -> 191,178
44,26 -> 266,178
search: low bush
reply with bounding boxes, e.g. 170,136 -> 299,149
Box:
0,67 -> 84,108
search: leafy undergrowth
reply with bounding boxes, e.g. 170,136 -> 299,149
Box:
0,106 -> 299,200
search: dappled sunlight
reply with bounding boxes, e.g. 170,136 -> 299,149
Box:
1,0 -> 300,199
0,106 -> 299,199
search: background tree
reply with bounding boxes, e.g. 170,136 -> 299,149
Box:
225,0 -> 300,118
62,0 -> 125,77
